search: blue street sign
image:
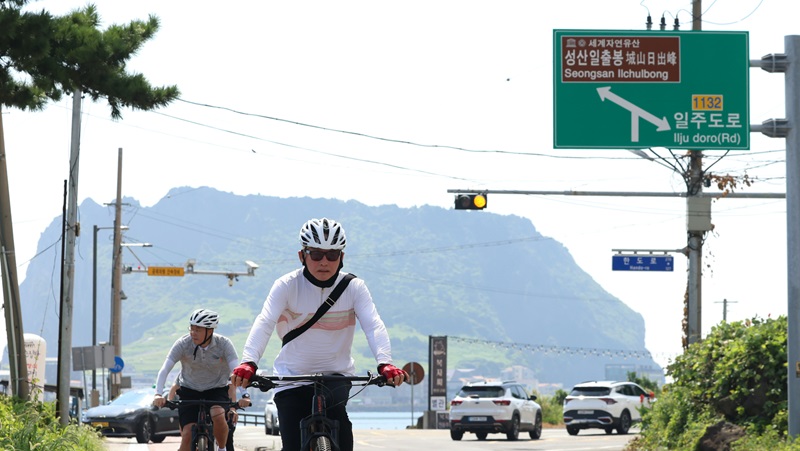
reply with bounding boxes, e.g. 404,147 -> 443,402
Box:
612,254 -> 674,272
110,356 -> 124,373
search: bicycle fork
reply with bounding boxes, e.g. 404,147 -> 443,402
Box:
300,392 -> 340,451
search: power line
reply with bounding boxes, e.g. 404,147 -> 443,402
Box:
450,336 -> 653,360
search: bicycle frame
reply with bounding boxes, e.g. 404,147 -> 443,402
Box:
164,399 -> 239,451
249,373 -> 386,451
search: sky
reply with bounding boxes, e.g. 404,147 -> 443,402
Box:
0,0 -> 795,373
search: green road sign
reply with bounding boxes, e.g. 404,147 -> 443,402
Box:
553,30 -> 749,150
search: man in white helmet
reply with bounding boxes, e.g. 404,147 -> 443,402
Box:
231,218 -> 408,451
153,308 -> 240,451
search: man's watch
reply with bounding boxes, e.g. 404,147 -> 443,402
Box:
241,393 -> 250,399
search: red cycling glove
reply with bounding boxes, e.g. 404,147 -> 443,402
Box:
233,362 -> 257,381
378,363 -> 406,382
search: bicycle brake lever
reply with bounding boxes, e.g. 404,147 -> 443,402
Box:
252,379 -> 276,392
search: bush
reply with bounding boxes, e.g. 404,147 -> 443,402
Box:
534,390 -> 567,425
628,316 -> 792,450
0,395 -> 105,451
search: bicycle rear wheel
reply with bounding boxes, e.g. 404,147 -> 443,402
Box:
311,435 -> 333,451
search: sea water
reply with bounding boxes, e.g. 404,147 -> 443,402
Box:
349,411 -> 419,430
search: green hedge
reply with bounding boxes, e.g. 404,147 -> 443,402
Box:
0,395 -> 105,451
628,316 -> 798,450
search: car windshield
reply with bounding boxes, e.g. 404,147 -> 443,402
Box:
457,386 -> 504,398
111,390 -> 150,407
569,386 -> 611,397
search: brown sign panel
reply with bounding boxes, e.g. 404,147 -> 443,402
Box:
402,361 -> 425,385
429,336 -> 447,397
560,35 -> 680,83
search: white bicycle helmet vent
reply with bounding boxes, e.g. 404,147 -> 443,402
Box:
189,308 -> 219,329
299,218 -> 347,250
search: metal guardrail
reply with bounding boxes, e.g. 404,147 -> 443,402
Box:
237,412 -> 265,426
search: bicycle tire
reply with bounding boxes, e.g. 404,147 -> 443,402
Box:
195,434 -> 209,451
311,435 -> 333,451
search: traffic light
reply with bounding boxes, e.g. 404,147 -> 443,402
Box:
454,193 -> 487,210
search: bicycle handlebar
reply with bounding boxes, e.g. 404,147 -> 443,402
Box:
247,372 -> 387,392
162,399 -> 243,411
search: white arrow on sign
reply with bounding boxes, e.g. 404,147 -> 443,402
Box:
597,86 -> 671,142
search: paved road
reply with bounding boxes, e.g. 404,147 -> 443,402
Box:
103,426 -> 639,451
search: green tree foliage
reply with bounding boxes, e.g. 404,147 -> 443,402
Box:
0,0 -> 179,116
629,316 -> 790,450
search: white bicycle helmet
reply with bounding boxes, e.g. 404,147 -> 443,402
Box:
189,308 -> 219,329
299,218 -> 347,250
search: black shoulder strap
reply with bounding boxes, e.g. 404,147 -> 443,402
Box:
282,273 -> 356,347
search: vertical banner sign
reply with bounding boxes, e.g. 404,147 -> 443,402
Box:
428,336 -> 447,413
553,30 -> 749,150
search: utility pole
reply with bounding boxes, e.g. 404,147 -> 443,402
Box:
684,0 -> 705,349
714,298 -> 737,322
109,148 -> 124,400
92,225 -> 125,406
56,88 -> 82,424
0,107 -> 28,400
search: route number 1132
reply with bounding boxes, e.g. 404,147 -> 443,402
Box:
692,94 -> 723,111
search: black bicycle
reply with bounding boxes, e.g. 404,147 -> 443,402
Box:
163,398 -> 240,451
248,372 -> 387,451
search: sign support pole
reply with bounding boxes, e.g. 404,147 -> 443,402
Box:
784,35 -> 800,439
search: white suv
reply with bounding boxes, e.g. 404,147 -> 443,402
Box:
263,389 -> 279,436
449,380 -> 542,441
562,380 -> 654,435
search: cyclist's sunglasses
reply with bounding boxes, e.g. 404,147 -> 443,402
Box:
303,249 -> 342,262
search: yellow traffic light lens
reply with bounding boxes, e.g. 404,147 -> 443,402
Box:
454,193 -> 487,210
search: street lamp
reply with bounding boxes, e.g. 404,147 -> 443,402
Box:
92,224 -> 127,407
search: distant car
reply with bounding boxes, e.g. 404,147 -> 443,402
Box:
81,388 -> 181,443
449,380 -> 542,441
264,388 -> 280,436
562,380 -> 654,435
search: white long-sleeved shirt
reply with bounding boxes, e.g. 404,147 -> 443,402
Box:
241,269 -> 392,383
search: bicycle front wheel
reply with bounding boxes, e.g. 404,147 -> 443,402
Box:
195,434 -> 209,451
311,436 -> 333,451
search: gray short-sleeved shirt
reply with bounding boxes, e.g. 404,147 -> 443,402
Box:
167,333 -> 238,392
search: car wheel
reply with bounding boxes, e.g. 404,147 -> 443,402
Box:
151,435 -> 166,443
450,429 -> 464,441
566,425 -> 579,436
605,427 -> 614,435
135,418 -> 152,443
616,410 -> 631,435
476,432 -> 488,440
506,415 -> 520,441
529,412 -> 542,440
